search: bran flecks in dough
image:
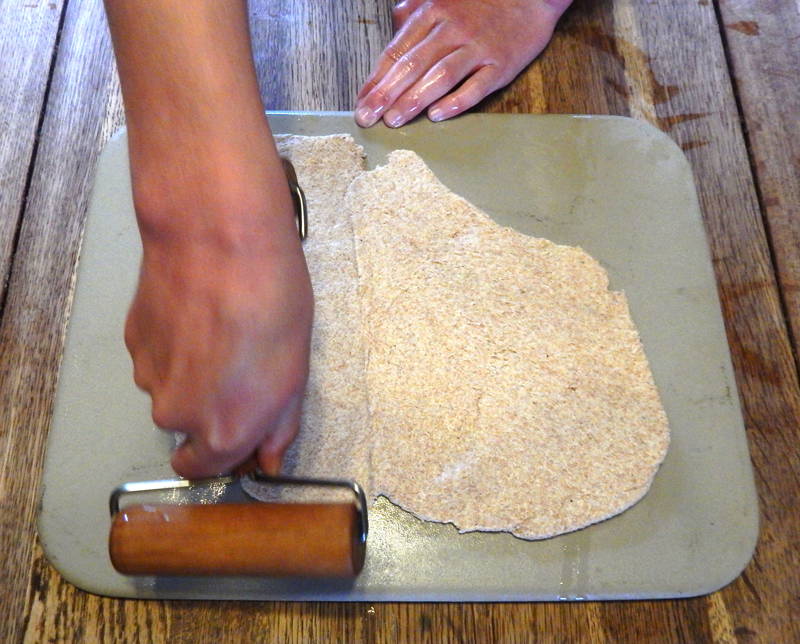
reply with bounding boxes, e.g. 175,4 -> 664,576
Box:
242,135 -> 371,502
245,137 -> 669,539
346,150 -> 669,539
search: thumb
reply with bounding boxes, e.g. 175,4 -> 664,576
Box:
256,395 -> 303,476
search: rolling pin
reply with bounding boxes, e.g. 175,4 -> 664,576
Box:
108,474 -> 368,577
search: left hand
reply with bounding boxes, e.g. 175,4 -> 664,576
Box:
355,0 -> 573,128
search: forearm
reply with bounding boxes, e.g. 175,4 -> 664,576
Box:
106,1 -> 312,478
104,0 -> 293,247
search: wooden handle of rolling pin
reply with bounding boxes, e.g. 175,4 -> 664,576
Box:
109,503 -> 364,577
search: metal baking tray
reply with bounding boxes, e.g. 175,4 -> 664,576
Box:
38,112 -> 758,600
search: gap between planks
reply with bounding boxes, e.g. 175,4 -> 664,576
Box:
0,1 -> 70,325
711,0 -> 800,377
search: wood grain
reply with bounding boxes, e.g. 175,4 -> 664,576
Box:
250,0 -> 393,111
0,0 -> 64,306
2,0 -> 799,641
494,3 -> 800,634
0,0 -> 125,641
719,0 -> 800,365
511,2 -> 800,639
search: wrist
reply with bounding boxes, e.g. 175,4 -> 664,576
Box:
126,90 -> 270,162
131,138 -> 299,256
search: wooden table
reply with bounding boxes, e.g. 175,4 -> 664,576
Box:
1,0 -> 797,641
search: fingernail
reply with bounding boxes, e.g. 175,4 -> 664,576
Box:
429,107 -> 444,122
384,109 -> 405,128
355,105 -> 380,127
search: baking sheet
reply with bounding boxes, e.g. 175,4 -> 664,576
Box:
38,113 -> 758,600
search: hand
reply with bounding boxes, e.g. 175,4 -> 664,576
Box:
355,0 -> 572,128
104,0 -> 312,478
125,147 -> 313,479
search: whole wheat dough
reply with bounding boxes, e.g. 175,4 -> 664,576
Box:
243,135 -> 669,539
267,135 -> 371,490
347,149 -> 669,538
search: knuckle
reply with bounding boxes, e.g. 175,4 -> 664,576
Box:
385,44 -> 405,64
132,366 -> 150,391
130,179 -> 171,237
397,52 -> 422,75
402,98 -> 424,116
463,86 -> 484,107
445,24 -> 468,43
123,314 -> 138,352
419,0 -> 437,17
443,18 -> 478,44
476,45 -> 499,66
151,389 -> 188,430
203,424 -> 238,460
435,64 -> 457,88
487,66 -> 511,90
151,400 -> 178,429
370,85 -> 392,106
123,329 -> 134,354
361,78 -> 378,95
494,74 -> 513,92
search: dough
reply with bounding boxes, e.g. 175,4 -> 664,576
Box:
244,136 -> 670,539
347,149 -> 669,538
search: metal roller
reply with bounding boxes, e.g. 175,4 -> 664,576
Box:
108,473 -> 368,577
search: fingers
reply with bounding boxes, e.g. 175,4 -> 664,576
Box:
357,8 -> 435,102
382,48 -> 475,127
357,26 -> 459,127
256,395 -> 303,476
170,391 -> 302,479
171,426 -> 255,479
167,388 -> 304,479
357,0 -> 571,128
129,350 -> 155,393
355,4 -> 438,116
427,65 -> 503,122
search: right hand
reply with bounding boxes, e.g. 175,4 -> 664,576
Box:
125,138 -> 313,479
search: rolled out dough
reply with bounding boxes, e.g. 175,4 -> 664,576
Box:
244,134 -> 670,540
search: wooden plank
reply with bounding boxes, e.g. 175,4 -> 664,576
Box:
0,0 -> 127,641
510,0 -> 800,640
2,0 -> 798,641
0,0 -> 64,306
718,0 -> 800,364
250,0 -> 393,110
4,1 -> 395,640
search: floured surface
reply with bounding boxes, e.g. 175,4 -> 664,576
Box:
246,136 -> 669,539
247,135 -> 371,497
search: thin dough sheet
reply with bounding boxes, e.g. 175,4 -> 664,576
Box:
246,137 -> 670,540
